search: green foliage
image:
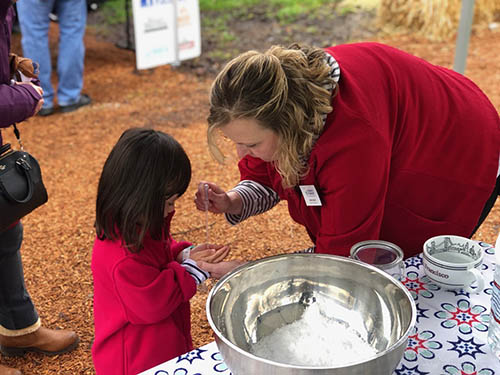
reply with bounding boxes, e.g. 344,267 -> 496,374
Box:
206,48 -> 239,61
201,0 -> 335,22
100,0 -> 129,24
338,4 -> 355,16
199,0 -> 261,12
100,0 -> 342,25
95,0 -> 346,63
272,0 -> 329,21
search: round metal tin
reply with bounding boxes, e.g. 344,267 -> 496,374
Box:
350,240 -> 404,272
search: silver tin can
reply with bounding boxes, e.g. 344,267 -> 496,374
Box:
350,240 -> 405,281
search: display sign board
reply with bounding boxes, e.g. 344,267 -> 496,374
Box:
132,0 -> 201,70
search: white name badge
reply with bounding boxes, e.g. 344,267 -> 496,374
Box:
299,185 -> 322,206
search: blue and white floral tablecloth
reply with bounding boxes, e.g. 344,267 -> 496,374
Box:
140,242 -> 500,375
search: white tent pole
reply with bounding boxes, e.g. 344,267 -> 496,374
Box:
453,0 -> 475,74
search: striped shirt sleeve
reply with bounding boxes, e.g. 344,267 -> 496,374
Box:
181,258 -> 210,285
225,180 -> 280,225
325,53 -> 340,84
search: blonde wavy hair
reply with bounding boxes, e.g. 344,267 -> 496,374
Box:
207,43 -> 335,188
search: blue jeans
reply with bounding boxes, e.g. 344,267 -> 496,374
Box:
16,0 -> 87,108
0,223 -> 39,332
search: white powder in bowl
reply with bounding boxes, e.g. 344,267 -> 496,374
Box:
250,303 -> 377,367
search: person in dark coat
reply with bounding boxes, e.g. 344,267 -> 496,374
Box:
0,2 -> 79,374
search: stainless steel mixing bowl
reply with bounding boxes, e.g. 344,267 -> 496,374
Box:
206,253 -> 415,375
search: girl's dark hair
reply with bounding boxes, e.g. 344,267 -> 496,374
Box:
95,128 -> 191,252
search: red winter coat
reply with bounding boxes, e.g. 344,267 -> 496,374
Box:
238,42 -> 500,258
91,212 -> 196,375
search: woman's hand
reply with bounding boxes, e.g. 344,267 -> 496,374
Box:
198,259 -> 246,279
194,181 -> 242,215
16,81 -> 44,115
189,243 -> 230,263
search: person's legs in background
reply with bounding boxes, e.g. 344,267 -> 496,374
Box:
0,223 -> 79,369
0,223 -> 36,375
0,223 -> 40,341
16,0 -> 56,115
55,0 -> 91,111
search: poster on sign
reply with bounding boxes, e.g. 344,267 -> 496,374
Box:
132,0 -> 201,70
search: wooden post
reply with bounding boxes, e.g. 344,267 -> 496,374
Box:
116,0 -> 135,51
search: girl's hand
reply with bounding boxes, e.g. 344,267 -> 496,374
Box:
190,243 -> 230,263
198,259 -> 246,279
194,181 -> 242,215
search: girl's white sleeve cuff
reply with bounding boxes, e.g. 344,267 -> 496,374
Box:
181,258 -> 210,285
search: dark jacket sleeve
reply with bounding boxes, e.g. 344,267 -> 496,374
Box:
0,2 -> 10,20
0,83 -> 41,127
0,4 -> 40,127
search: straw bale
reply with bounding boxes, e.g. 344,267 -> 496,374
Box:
377,0 -> 500,41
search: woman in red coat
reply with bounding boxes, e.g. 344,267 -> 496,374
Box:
194,42 -> 500,259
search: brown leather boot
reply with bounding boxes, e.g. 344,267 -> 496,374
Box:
0,364 -> 22,375
0,327 -> 79,357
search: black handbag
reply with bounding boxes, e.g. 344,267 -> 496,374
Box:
0,124 -> 48,233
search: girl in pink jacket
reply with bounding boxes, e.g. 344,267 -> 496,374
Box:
91,128 -> 233,375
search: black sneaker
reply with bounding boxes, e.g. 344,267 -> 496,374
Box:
60,94 -> 91,113
38,107 -> 55,116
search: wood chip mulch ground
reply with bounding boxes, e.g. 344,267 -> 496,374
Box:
1,24 -> 499,374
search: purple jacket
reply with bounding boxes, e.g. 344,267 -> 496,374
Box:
0,2 -> 40,147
